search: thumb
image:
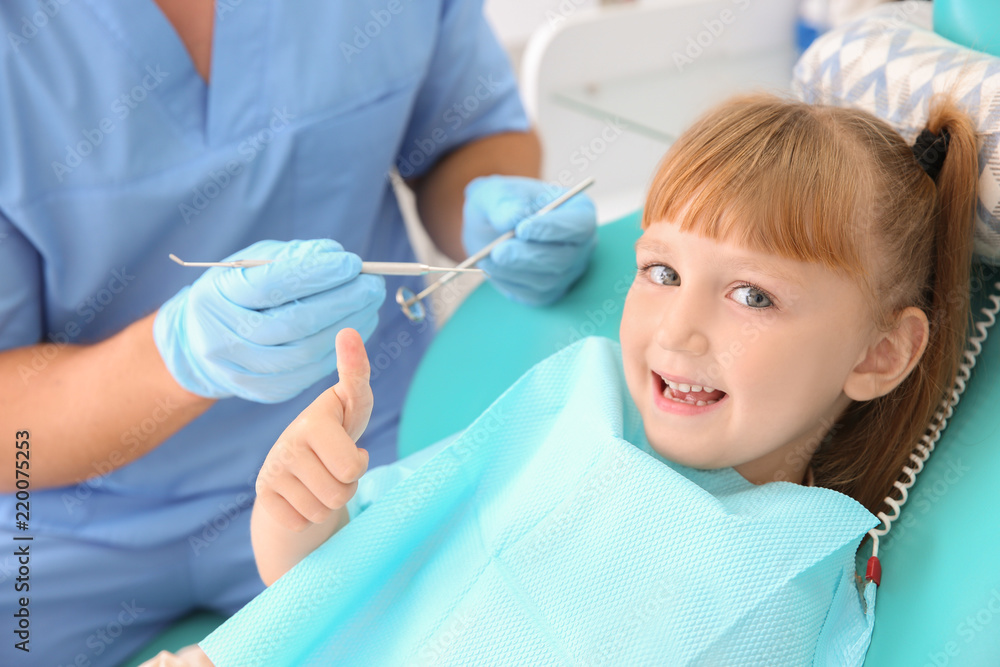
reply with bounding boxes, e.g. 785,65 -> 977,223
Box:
332,328 -> 374,445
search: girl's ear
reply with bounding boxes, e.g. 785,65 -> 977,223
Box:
843,306 -> 930,401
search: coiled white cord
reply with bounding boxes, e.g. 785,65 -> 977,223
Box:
868,280 -> 1000,566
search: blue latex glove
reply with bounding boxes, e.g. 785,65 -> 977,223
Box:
154,239 -> 385,403
462,175 -> 597,305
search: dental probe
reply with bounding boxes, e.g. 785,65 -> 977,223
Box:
168,254 -> 484,276
395,176 -> 596,322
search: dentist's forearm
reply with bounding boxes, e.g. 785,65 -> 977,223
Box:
251,501 -> 349,586
0,312 -> 214,492
409,129 -> 542,262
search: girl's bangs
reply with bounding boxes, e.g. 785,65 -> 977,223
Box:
640,96 -> 871,281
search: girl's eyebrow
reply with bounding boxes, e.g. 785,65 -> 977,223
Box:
634,238 -> 672,256
634,238 -> 804,287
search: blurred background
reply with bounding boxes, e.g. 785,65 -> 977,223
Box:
403,0 -> 897,322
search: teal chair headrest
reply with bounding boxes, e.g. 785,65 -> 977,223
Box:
934,0 -> 1000,57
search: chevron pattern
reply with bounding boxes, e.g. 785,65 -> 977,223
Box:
792,1 -> 1000,263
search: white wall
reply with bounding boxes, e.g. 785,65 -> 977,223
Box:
485,0 -> 601,52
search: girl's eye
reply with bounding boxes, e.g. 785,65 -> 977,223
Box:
638,264 -> 775,310
641,264 -> 679,286
732,283 -> 774,309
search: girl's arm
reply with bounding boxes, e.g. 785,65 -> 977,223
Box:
251,496 -> 350,587
251,328 -> 372,586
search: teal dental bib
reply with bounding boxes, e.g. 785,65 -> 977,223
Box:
201,336 -> 878,666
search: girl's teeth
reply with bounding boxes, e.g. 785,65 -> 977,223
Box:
663,378 -> 718,394
661,385 -> 719,406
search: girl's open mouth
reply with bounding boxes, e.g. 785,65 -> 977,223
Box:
651,371 -> 728,415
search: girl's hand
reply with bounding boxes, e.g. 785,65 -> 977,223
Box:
254,328 -> 372,532
140,645 -> 216,667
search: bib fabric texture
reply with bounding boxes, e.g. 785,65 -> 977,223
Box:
202,336 -> 878,666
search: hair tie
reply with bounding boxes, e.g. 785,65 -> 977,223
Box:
911,127 -> 950,181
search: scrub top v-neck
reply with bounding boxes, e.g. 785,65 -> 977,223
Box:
0,0 -> 529,546
85,0 -> 268,146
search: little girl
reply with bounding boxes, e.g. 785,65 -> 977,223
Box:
147,92 -> 979,666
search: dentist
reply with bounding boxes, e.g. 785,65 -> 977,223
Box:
0,0 -> 597,664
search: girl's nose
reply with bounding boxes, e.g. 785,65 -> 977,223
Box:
654,289 -> 710,356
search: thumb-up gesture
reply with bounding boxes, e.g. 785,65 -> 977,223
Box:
255,328 -> 372,532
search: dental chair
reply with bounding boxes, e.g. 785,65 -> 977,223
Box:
400,3 -> 1000,666
400,212 -> 1000,666
123,1 -> 1000,664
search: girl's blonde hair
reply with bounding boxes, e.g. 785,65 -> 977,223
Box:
641,92 -> 979,514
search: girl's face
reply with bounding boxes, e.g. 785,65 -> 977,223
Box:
620,220 -> 877,485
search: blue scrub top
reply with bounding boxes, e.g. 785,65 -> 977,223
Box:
0,0 -> 528,546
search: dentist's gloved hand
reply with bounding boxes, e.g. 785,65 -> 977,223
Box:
462,175 -> 597,306
153,239 -> 385,403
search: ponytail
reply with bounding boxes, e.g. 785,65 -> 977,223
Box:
811,96 -> 980,514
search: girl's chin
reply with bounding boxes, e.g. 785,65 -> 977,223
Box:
643,432 -> 729,470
